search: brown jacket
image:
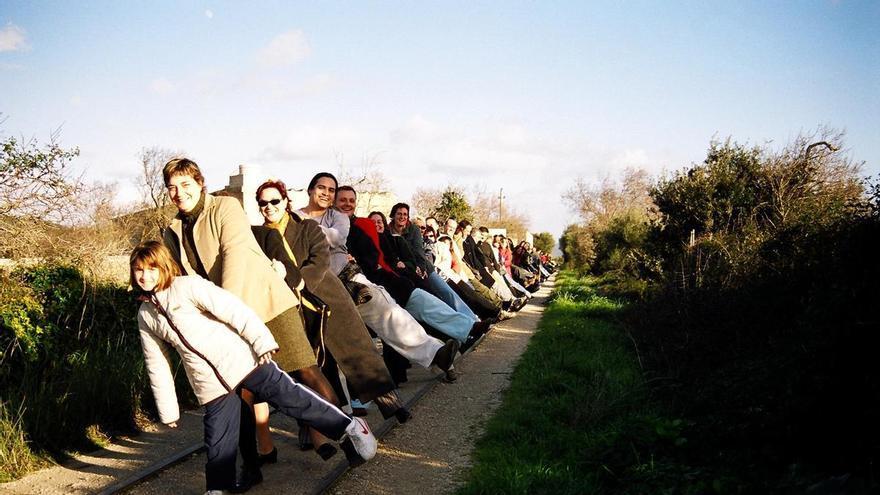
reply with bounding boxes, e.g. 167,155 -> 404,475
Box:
163,194 -> 298,323
280,212 -> 395,402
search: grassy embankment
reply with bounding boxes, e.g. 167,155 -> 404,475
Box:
0,264 -> 194,482
459,272 -> 689,495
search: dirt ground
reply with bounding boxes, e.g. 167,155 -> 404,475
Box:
0,279 -> 551,495
328,282 -> 551,495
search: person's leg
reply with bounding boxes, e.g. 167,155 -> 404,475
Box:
452,280 -> 502,320
244,362 -> 378,464
321,351 -> 348,410
426,271 -> 478,321
382,342 -> 411,385
203,393 -> 243,492
469,276 -> 504,307
291,364 -> 340,457
404,288 -> 474,342
504,273 -> 531,299
491,271 -> 516,301
354,276 -> 444,368
238,389 -> 275,459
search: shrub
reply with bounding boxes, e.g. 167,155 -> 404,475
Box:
0,262 -> 195,479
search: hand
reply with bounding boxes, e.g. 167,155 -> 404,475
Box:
166,422 -> 178,429
271,260 -> 287,278
396,261 -> 405,269
258,350 -> 275,365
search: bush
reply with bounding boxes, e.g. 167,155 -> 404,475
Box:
0,263 -> 194,479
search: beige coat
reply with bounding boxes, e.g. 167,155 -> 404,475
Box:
138,276 -> 279,424
163,194 -> 298,323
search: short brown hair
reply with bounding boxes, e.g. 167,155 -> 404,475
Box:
130,241 -> 180,294
162,158 -> 205,187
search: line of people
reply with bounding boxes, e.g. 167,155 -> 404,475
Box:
130,158 -> 555,495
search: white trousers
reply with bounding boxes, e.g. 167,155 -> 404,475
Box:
352,273 -> 443,368
490,270 -> 516,301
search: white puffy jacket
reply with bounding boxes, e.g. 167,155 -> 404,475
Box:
137,276 -> 279,424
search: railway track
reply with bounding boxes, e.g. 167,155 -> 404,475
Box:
108,331 -> 489,495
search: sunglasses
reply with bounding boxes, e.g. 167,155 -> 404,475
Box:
258,198 -> 283,207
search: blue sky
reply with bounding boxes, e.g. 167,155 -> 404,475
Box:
2,1 -> 878,238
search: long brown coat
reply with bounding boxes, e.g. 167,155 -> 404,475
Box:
280,212 -> 396,402
163,195 -> 311,370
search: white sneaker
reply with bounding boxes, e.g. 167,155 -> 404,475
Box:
499,310 -> 515,320
205,490 -> 228,495
344,417 -> 377,461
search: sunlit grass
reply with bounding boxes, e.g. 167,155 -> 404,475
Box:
458,271 -> 679,495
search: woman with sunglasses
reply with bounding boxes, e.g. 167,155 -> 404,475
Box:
255,180 -> 409,428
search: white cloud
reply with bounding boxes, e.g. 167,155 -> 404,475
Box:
251,116 -> 672,236
69,95 -> 84,107
257,30 -> 311,68
204,9 -> 214,19
609,148 -> 651,170
237,72 -> 338,99
258,125 -> 368,163
0,23 -> 29,52
150,77 -> 175,95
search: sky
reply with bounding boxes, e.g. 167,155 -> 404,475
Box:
2,1 -> 878,240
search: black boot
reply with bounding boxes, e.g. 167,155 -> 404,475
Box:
431,339 -> 460,372
229,465 -> 263,493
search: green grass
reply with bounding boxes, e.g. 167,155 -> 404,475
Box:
458,272 -> 691,495
0,401 -> 51,483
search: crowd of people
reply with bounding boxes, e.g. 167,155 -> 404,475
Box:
130,158 -> 556,494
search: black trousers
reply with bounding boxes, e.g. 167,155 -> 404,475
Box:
203,362 -> 352,491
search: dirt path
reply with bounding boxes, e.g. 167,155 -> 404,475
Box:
328,281 -> 552,495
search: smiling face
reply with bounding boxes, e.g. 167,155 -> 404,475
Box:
133,264 -> 160,292
335,189 -> 357,216
393,207 -> 409,230
369,213 -> 386,234
258,187 -> 287,224
308,177 -> 337,210
166,173 -> 203,213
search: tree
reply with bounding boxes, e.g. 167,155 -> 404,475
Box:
410,187 -> 443,218
0,127 -> 139,267
469,187 -> 529,240
1,129 -> 82,221
559,223 -> 594,270
131,146 -> 180,240
562,168 -> 655,273
336,150 -> 391,213
433,187 -> 473,223
532,232 -> 555,253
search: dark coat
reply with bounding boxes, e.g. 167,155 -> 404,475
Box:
278,212 -> 396,402
347,217 -> 416,306
478,240 -> 502,273
463,235 -> 494,287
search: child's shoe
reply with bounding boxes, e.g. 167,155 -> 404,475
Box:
342,417 -> 377,464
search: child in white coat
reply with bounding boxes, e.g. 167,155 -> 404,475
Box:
131,241 -> 376,494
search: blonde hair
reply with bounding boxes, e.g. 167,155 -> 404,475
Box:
130,241 -> 180,294
162,158 -> 205,187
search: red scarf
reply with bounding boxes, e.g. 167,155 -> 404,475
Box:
353,217 -> 396,274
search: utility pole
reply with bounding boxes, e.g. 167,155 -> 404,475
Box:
498,188 -> 505,221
